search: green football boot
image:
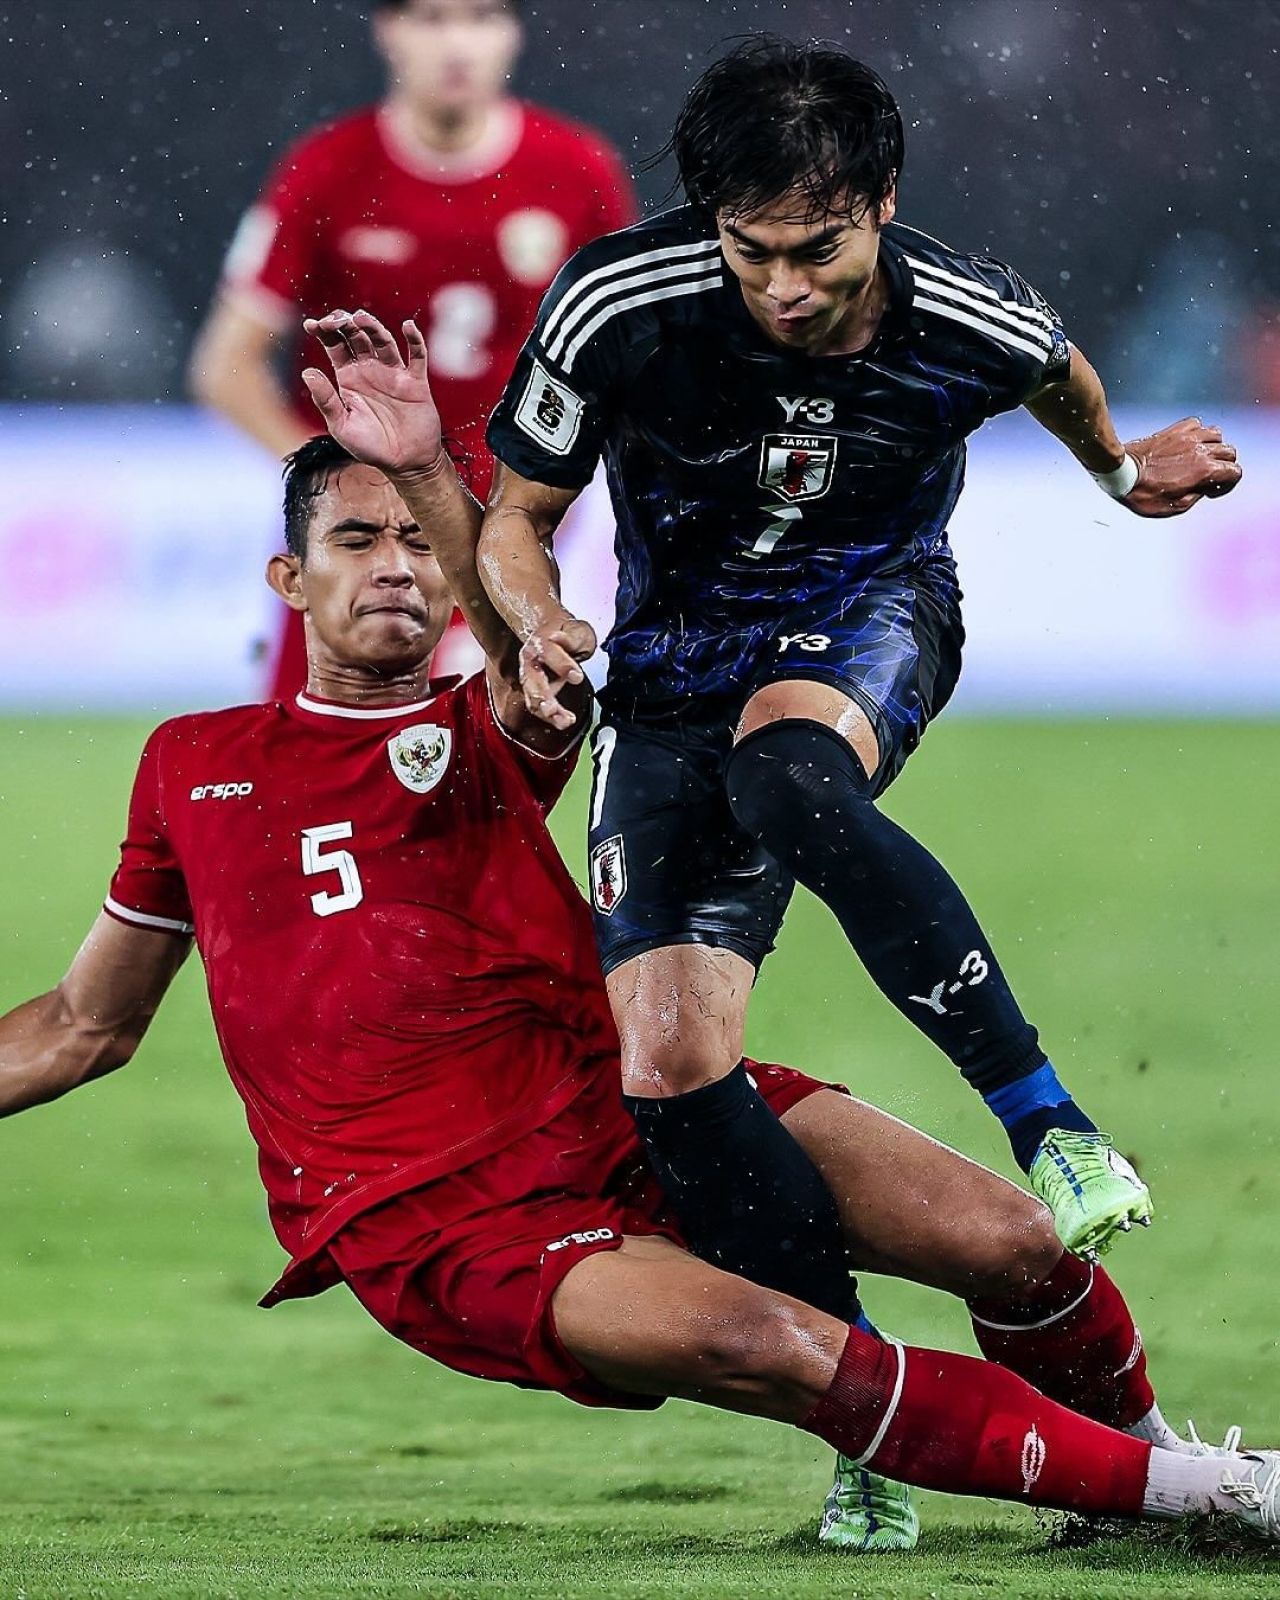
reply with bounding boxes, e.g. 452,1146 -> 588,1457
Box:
818,1454 -> 919,1552
1029,1129 -> 1153,1258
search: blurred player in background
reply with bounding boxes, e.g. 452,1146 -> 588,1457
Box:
3,311 -> 1276,1554
188,0 -> 634,697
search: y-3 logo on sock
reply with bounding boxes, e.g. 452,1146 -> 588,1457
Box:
1021,1425 -> 1047,1495
909,950 -> 990,1016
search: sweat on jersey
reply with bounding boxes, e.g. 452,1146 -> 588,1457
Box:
220,101 -> 634,498
104,675 -> 614,1297
486,206 -> 1071,704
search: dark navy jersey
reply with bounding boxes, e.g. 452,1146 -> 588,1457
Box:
487,205 -> 1070,704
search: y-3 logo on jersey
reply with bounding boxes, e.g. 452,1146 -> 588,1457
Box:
776,395 -> 835,424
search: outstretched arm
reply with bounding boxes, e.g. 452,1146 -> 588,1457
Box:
1025,344 -> 1241,517
0,914 -> 189,1118
303,308 -> 589,750
478,463 -> 598,733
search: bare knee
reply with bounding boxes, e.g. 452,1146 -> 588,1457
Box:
684,1290 -> 843,1419
619,1031 -> 735,1096
607,949 -> 751,1097
961,1197 -> 1062,1298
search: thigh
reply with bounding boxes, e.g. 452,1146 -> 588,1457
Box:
606,941 -> 755,1093
587,711 -> 793,976
749,552 -> 965,796
781,1090 -> 1060,1297
551,1232 -> 842,1421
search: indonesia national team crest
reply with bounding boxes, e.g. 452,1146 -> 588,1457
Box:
590,834 -> 627,916
759,433 -> 838,502
387,725 -> 452,795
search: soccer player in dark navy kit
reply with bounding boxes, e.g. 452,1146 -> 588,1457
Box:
480,37 -> 1242,1546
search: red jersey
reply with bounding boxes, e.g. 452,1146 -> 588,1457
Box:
104,674 -> 616,1280
221,100 -> 635,498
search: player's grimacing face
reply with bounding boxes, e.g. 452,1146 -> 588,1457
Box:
374,0 -> 522,115
719,187 -> 896,354
286,466 -> 452,671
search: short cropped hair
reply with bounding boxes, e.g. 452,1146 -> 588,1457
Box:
282,435 -> 357,562
668,36 -> 903,222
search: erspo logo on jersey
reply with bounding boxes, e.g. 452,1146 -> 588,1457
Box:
190,782 -> 254,801
515,358 -> 585,456
759,433 -> 838,502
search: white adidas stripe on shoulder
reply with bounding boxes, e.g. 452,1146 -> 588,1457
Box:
907,254 -> 1054,332
909,275 -> 1053,352
913,294 -> 1051,362
547,254 -> 722,365
541,237 -> 720,354
559,271 -> 722,373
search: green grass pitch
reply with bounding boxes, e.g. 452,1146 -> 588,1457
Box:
1,713 -> 1278,1599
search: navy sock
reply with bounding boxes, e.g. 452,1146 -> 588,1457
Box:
726,721 -> 1082,1134
987,1064 -> 1099,1170
624,1062 -> 861,1323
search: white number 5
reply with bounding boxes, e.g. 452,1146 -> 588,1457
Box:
301,822 -> 363,918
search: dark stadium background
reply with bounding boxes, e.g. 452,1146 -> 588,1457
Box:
3,0 -> 1278,405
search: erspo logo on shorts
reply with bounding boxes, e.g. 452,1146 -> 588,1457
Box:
545,1227 -> 616,1253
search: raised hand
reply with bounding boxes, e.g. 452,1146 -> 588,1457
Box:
1122,416 -> 1242,518
518,617 -> 598,729
301,309 -> 445,477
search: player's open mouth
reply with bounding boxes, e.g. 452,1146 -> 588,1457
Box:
358,604 -> 425,621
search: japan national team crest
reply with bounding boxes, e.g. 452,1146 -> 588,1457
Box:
387,724 -> 452,795
759,433 -> 838,502
590,834 -> 628,917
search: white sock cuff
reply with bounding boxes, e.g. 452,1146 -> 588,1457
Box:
970,1266 -> 1095,1332
1142,1447 -> 1223,1519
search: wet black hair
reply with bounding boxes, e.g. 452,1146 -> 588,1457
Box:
666,35 -> 903,223
282,435 -> 357,562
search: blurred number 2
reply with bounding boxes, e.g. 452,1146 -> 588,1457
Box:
428,283 -> 497,379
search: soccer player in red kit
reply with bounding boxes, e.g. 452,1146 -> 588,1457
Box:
188,0 -> 634,699
2,311 -> 1277,1550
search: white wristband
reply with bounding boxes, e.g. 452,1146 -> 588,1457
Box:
1089,453 -> 1139,499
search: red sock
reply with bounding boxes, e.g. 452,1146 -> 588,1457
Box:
969,1255 -> 1155,1429
800,1326 -> 1151,1516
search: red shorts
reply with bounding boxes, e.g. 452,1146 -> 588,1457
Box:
324,1059 -> 833,1409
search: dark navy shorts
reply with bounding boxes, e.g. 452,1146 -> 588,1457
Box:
587,552 -> 964,976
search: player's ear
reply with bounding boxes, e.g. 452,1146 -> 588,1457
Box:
267,553 -> 308,612
876,185 -> 898,228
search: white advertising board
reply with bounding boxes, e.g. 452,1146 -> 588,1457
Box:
0,405 -> 1275,713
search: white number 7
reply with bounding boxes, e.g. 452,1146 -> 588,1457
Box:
301,822 -> 364,917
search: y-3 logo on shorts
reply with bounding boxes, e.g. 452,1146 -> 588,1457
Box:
778,632 -> 832,653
